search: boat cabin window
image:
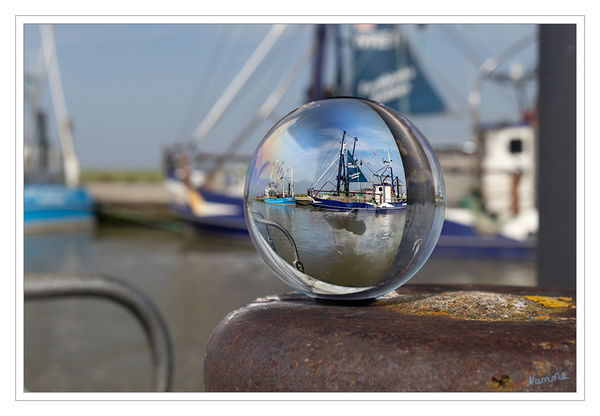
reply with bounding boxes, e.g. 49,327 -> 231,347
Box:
509,138 -> 523,154
378,187 -> 382,191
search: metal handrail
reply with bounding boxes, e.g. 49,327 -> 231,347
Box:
250,211 -> 304,273
24,273 -> 174,392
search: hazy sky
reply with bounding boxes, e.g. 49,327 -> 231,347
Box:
23,23 -> 537,170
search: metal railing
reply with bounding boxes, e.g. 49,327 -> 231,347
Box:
24,273 -> 174,392
250,211 -> 304,273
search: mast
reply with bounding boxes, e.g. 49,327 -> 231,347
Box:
35,111 -> 49,171
40,24 -> 80,187
308,24 -> 327,101
336,131 -> 346,195
333,25 -> 343,93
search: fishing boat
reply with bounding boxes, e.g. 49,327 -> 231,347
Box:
263,161 -> 296,206
24,25 -> 95,234
308,130 -> 406,212
164,24 -> 537,258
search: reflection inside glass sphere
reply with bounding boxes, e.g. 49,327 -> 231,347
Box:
244,98 -> 445,300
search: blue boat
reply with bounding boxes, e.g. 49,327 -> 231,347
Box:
263,160 -> 296,206
166,184 -> 248,234
264,197 -> 296,206
24,25 -> 95,234
24,184 -> 95,233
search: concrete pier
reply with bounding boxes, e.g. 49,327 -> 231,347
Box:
204,284 -> 575,392
86,182 -> 180,226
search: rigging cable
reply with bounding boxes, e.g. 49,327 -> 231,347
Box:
175,25 -> 236,142
202,40 -> 316,186
190,24 -> 287,145
313,133 -> 342,184
222,24 -> 307,123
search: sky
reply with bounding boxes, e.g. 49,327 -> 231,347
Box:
23,23 -> 538,170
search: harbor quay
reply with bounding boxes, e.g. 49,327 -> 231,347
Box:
85,182 -> 179,225
204,284 -> 575,392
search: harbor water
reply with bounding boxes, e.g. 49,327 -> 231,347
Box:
24,223 -> 535,392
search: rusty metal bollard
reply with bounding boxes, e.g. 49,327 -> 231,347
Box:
204,284 -> 575,392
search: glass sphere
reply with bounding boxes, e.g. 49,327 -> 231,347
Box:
244,98 -> 445,301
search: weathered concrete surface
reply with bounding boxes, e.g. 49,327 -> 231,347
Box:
86,183 -> 179,225
87,183 -> 170,205
204,284 -> 575,392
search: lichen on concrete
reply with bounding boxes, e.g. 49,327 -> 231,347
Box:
374,290 -> 575,321
524,295 -> 573,308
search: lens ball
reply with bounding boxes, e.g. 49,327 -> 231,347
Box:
244,98 -> 445,301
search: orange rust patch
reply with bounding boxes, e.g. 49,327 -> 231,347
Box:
524,296 -> 573,308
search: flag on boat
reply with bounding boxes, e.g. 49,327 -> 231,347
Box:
352,24 -> 445,114
346,150 -> 368,182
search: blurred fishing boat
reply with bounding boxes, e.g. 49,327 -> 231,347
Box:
164,24 -> 538,258
438,121 -> 537,258
24,25 -> 95,233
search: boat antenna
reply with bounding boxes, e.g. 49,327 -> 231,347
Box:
352,137 -> 358,158
386,145 -> 396,196
40,24 -> 80,187
190,24 -> 287,144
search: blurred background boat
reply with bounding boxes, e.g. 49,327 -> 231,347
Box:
24,25 -> 95,234
163,24 -> 538,258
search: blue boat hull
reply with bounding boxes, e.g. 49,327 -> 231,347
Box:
309,196 -> 406,212
433,215 -> 535,259
264,197 -> 296,206
168,186 -> 248,234
24,184 -> 96,233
